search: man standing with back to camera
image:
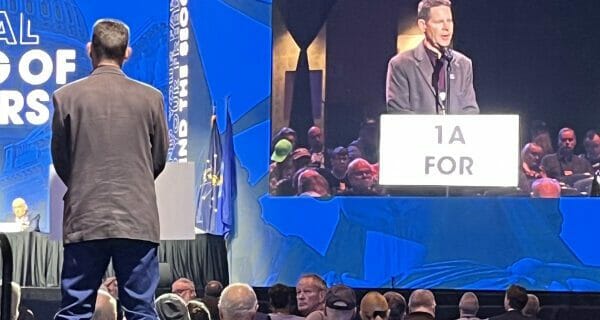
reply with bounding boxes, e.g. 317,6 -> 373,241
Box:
51,19 -> 168,319
386,0 -> 479,114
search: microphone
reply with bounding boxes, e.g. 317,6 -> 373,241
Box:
441,47 -> 453,62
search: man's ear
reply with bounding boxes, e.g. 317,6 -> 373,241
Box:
417,19 -> 427,33
124,47 -> 132,61
86,42 -> 92,58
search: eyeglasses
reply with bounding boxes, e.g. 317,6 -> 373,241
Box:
368,310 -> 388,319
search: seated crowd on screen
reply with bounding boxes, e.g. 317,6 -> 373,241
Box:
270,119 -> 600,198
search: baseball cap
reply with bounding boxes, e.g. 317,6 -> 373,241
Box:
326,285 -> 356,310
292,148 -> 311,160
271,139 -> 293,163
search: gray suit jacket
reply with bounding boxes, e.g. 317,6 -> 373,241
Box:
51,65 -> 168,244
386,42 -> 479,114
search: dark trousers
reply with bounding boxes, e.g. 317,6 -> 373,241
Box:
54,238 -> 159,320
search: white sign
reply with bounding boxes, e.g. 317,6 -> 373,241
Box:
379,114 -> 519,187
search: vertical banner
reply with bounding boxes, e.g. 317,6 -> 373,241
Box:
168,0 -> 190,162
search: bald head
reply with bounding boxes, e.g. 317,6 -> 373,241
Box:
205,280 -> 224,297
360,292 -> 389,320
531,178 -> 561,198
408,289 -> 436,316
218,283 -> 258,320
458,292 -> 479,317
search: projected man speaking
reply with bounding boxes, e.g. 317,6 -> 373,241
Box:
386,0 -> 479,114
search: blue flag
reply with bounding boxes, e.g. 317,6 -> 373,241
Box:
195,111 -> 236,236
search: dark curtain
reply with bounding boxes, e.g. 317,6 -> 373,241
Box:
0,233 -> 228,289
276,0 -> 337,147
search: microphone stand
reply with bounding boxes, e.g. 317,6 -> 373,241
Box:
442,48 -> 453,196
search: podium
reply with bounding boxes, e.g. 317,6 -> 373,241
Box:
379,114 -> 519,187
49,162 -> 196,240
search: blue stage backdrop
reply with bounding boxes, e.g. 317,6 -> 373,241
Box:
0,0 -> 168,232
1,0 -> 599,292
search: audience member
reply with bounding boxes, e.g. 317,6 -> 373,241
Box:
349,118 -> 379,164
187,300 -> 212,320
298,170 -> 331,197
308,126 -> 326,168
529,120 -> 554,157
531,178 -> 561,198
582,129 -> 600,173
218,283 -> 258,320
327,147 -> 350,194
541,128 -> 592,186
518,143 -> 545,193
202,280 -> 223,320
155,293 -> 191,320
489,285 -> 529,320
521,294 -> 540,319
307,284 -> 356,320
347,145 -> 363,163
360,291 -> 389,320
172,278 -> 197,303
296,274 -> 327,316
100,277 -> 123,320
268,283 -> 303,320
273,127 -> 298,151
384,291 -> 406,320
341,158 -> 381,195
270,139 -> 295,194
406,289 -> 435,320
93,290 -> 117,320
456,292 -> 480,320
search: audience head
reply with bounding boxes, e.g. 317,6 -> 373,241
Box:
346,158 -> 375,192
330,147 -> 350,175
347,145 -> 363,162
383,291 -> 406,320
584,129 -> 600,160
268,283 -> 294,313
522,294 -> 540,318
296,274 -> 327,316
557,127 -> 576,155
531,178 -> 561,198
271,139 -> 293,163
292,148 -> 312,169
188,299 -> 212,320
360,291 -> 389,320
273,127 -> 297,150
458,292 -> 479,318
218,283 -> 258,320
93,289 -> 118,320
89,19 -> 130,67
530,120 -> 554,156
204,280 -> 224,298
155,293 -> 191,320
521,143 -> 544,170
408,289 -> 436,317
504,285 -> 528,312
172,278 -> 197,303
308,126 -> 324,152
324,285 -> 356,320
298,169 -> 331,197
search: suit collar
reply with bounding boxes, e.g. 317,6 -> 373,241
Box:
91,65 -> 125,77
413,42 -> 436,95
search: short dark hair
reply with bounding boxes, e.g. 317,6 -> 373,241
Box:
91,19 -> 130,63
269,283 -> 293,309
384,291 -> 406,320
417,0 -> 452,20
506,285 -> 528,311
